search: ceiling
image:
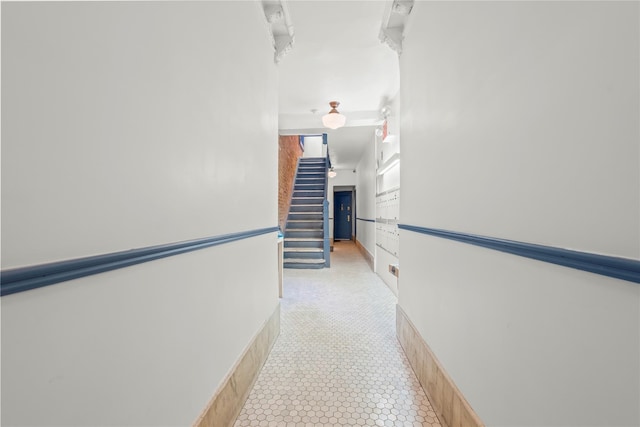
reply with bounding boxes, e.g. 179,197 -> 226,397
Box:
277,0 -> 400,169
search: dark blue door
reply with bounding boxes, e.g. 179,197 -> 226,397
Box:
334,192 -> 352,240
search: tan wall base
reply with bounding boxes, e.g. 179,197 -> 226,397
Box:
194,303 -> 280,427
396,305 -> 484,427
355,238 -> 374,271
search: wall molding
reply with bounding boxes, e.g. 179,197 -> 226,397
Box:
193,303 -> 280,427
356,217 -> 376,223
379,0 -> 415,54
261,1 -> 294,63
398,224 -> 640,284
1,227 -> 279,296
376,218 -> 398,225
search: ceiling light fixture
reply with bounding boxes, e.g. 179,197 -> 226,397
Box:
322,101 -> 346,130
328,167 -> 337,178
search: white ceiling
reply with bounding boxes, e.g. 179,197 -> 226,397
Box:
277,0 -> 400,169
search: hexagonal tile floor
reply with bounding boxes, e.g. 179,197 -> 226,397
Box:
234,241 -> 441,427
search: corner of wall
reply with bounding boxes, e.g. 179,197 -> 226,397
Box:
355,238 -> 374,270
194,303 -> 281,427
396,305 -> 484,427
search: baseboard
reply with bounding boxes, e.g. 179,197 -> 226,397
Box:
355,239 -> 374,271
193,303 -> 280,427
396,305 -> 484,427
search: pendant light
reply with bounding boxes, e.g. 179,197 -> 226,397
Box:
322,101 -> 346,129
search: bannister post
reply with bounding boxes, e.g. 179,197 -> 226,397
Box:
323,138 -> 331,268
323,199 -> 330,267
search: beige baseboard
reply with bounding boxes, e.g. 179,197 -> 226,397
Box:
396,305 -> 484,427
194,303 -> 280,427
355,239 -> 374,271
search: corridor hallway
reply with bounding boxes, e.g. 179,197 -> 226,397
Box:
234,241 -> 441,427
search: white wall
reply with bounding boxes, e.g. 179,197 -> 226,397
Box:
302,135 -> 323,158
1,236 -> 279,426
1,2 -> 280,425
356,133 -> 376,257
399,2 -> 639,426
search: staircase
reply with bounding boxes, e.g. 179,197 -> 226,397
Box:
284,157 -> 328,269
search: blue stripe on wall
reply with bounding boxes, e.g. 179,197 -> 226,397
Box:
1,227 -> 279,296
356,218 -> 376,223
398,224 -> 640,284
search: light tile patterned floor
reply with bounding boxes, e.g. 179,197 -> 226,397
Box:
234,241 -> 441,427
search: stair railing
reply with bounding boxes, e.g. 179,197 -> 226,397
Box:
323,134 -> 331,267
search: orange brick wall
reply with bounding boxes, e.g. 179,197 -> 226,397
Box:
278,135 -> 302,231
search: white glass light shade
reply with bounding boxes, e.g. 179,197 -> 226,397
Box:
322,112 -> 346,129
328,169 -> 337,178
322,101 -> 346,129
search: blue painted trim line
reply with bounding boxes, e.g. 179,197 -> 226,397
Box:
1,227 -> 279,296
357,218 -> 376,223
398,224 -> 640,284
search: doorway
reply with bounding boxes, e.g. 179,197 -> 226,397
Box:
334,191 -> 352,241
